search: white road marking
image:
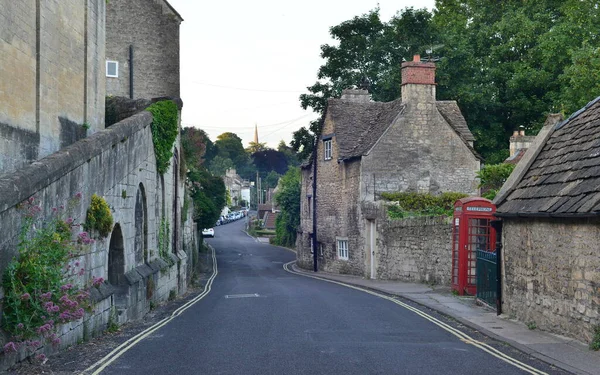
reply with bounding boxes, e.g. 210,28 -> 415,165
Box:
283,261 -> 548,375
83,246 -> 218,375
225,293 -> 260,299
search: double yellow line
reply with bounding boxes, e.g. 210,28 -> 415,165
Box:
283,261 -> 548,375
83,246 -> 218,375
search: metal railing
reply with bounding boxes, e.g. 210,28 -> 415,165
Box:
476,250 -> 497,308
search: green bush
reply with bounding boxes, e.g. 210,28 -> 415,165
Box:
84,194 -> 113,238
147,100 -> 179,174
381,191 -> 469,219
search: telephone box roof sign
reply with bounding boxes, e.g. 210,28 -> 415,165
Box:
454,196 -> 495,210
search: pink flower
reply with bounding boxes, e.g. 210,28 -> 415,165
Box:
35,353 -> 47,362
3,342 -> 17,353
16,323 -> 24,330
28,196 -> 35,204
60,283 -> 73,292
75,192 -> 82,199
40,291 -> 52,300
66,217 -> 74,224
20,293 -> 31,301
92,276 -> 104,286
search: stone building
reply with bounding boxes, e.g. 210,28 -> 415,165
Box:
0,0 -> 106,175
494,97 -> 600,343
504,128 -> 536,165
297,55 -> 481,278
105,0 -> 182,99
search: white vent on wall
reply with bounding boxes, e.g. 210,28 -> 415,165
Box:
106,61 -> 119,78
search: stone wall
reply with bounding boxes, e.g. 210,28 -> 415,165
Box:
376,212 -> 452,284
0,100 -> 195,368
296,165 -> 314,270
105,0 -> 181,99
0,0 -> 105,175
502,217 -> 600,343
360,100 -> 479,200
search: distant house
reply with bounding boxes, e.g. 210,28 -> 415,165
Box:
504,129 -> 536,165
105,0 -> 183,100
494,98 -> 600,343
297,55 -> 481,277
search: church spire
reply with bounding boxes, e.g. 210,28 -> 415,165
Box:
254,123 -> 259,144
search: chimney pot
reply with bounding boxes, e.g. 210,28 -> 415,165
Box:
513,130 -> 519,137
413,54 -> 420,62
519,130 -> 525,136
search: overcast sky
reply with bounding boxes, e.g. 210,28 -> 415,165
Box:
168,0 -> 435,148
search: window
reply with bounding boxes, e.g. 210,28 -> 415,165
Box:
337,239 -> 348,260
106,60 -> 119,78
324,139 -> 332,160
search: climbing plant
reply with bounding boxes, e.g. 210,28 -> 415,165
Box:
382,192 -> 469,219
147,100 -> 179,174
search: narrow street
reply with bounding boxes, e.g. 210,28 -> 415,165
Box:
91,220 -> 568,375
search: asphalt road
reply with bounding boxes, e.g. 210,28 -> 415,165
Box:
96,219 -> 569,375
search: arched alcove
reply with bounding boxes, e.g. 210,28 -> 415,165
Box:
108,223 -> 125,286
134,183 -> 148,264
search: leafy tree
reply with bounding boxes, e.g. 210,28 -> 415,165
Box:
181,127 -> 213,170
208,155 -> 235,177
246,141 -> 268,154
477,163 -> 516,200
188,168 -> 226,230
252,149 -> 289,177
277,140 -> 299,167
264,171 -> 281,189
273,167 -> 301,247
214,132 -> 248,171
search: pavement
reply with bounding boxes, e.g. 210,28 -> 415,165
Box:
291,264 -> 600,375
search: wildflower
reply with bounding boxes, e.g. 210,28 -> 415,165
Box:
75,261 -> 80,267
52,207 -> 58,213
75,192 -> 82,199
28,196 -> 35,204
35,353 -> 47,362
36,324 -> 52,335
3,342 -> 17,353
40,291 -> 52,300
20,293 -> 31,301
66,217 -> 74,224
79,268 -> 85,276
59,204 -> 64,210
29,340 -> 41,349
60,283 -> 73,292
92,276 -> 104,286
16,323 -> 24,330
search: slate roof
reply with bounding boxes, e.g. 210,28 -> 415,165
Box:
327,98 -> 477,160
496,97 -> 600,217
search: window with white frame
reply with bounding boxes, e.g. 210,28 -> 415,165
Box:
324,139 -> 332,160
106,60 -> 119,78
337,239 -> 348,260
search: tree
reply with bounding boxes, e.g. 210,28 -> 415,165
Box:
252,149 -> 289,177
246,141 -> 268,154
214,132 -> 248,171
208,155 -> 235,177
188,169 -> 226,230
273,167 -> 301,248
264,171 -> 281,189
181,127 -> 213,170
277,140 -> 299,167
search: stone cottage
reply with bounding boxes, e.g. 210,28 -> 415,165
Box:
297,55 -> 481,278
105,0 -> 182,99
494,97 -> 600,343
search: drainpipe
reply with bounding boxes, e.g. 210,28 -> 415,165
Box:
129,45 -> 134,99
312,137 -> 318,272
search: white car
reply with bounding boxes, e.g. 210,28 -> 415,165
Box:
202,228 -> 215,237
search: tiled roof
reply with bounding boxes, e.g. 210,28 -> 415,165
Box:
327,98 -> 477,160
504,149 -> 527,165
496,97 -> 600,217
328,98 -> 405,160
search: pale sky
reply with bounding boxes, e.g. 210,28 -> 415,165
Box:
168,0 -> 435,148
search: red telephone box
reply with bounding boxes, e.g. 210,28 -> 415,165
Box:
452,197 -> 496,296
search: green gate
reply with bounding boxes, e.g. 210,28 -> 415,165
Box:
476,250 -> 497,307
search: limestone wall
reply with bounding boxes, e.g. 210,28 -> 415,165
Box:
502,218 -> 600,343
0,0 -> 105,175
375,212 -> 452,284
0,100 -> 194,367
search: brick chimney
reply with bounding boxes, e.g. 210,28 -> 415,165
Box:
401,54 -> 436,103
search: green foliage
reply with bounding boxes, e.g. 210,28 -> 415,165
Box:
181,127 -> 213,170
84,194 -> 113,238
527,321 -> 537,330
273,167 -> 301,247
477,163 -> 516,200
188,168 -> 227,230
147,100 -> 179,174
381,192 -> 469,218
3,196 -> 96,352
590,325 -> 600,351
158,216 -> 171,264
208,155 -> 235,177
264,171 -> 281,189
214,132 -> 248,172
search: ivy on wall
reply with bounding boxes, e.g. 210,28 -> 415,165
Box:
381,192 -> 469,219
147,100 -> 179,174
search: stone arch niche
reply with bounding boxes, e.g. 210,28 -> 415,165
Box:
134,183 -> 148,264
108,223 -> 126,287
172,148 -> 179,254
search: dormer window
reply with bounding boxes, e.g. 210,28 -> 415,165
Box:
324,139 -> 332,160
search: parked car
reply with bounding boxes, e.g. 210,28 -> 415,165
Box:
202,228 -> 215,237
